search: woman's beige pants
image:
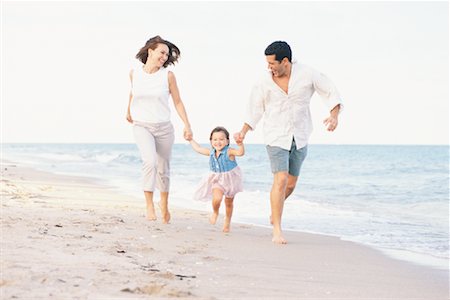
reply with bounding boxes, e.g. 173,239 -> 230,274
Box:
133,121 -> 175,192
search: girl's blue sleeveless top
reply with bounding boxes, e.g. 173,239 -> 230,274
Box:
209,145 -> 238,173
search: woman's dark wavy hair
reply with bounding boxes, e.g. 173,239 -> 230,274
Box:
264,41 -> 292,62
135,35 -> 180,68
209,126 -> 230,144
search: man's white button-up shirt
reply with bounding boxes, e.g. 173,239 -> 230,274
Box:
245,62 -> 343,150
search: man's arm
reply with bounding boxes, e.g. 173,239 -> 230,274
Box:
323,104 -> 340,131
233,80 -> 266,143
234,123 -> 253,144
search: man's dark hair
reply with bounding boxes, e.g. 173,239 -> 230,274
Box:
264,41 -> 292,62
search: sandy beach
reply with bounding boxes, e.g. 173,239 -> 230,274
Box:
1,162 -> 448,299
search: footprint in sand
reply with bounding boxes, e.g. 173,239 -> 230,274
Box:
239,224 -> 252,229
39,185 -> 54,192
129,284 -> 195,298
177,247 -> 198,255
121,283 -> 166,295
202,256 -> 221,261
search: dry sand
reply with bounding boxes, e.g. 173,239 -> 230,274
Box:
1,162 -> 448,299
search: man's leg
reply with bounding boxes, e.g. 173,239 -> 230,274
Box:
269,172 -> 299,225
286,143 -> 308,199
285,175 -> 299,200
270,171 -> 289,244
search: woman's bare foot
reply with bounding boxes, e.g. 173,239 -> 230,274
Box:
144,192 -> 156,221
209,212 -> 219,225
162,211 -> 171,224
157,200 -> 171,224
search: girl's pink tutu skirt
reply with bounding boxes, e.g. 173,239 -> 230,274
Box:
193,166 -> 243,201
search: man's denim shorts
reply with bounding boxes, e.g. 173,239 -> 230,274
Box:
265,139 -> 308,176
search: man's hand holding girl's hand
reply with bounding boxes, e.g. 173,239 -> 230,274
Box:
233,132 -> 245,145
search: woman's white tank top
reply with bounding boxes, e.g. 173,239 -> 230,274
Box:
130,65 -> 170,123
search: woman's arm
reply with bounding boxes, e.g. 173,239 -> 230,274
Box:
126,70 -> 134,123
168,71 -> 193,140
189,139 -> 210,156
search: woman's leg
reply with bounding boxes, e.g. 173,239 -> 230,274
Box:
144,191 -> 156,221
133,125 -> 158,220
159,192 -> 170,224
154,122 -> 175,224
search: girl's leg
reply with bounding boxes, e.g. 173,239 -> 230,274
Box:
133,125 -> 158,221
210,188 -> 223,225
223,197 -> 234,233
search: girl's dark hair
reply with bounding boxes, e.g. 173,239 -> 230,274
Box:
135,35 -> 180,68
264,41 -> 292,62
209,126 -> 230,142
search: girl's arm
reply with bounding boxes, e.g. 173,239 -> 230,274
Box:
228,143 -> 245,158
189,139 -> 210,156
168,71 -> 193,140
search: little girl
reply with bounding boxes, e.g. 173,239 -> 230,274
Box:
189,126 -> 244,233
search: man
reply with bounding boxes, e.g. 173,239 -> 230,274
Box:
234,41 -> 343,244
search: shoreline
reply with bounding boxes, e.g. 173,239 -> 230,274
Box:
1,161 -> 448,299
5,157 -> 449,271
3,144 -> 448,272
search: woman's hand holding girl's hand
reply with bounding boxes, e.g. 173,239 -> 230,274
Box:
184,127 -> 193,141
126,112 -> 133,123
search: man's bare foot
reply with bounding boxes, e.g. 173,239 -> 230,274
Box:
223,218 -> 231,233
162,211 -> 171,224
272,235 -> 287,244
209,212 -> 219,225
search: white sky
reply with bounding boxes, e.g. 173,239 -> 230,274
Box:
2,1 -> 449,144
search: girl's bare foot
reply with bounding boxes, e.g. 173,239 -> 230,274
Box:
223,217 -> 231,233
209,212 -> 219,225
146,209 -> 157,221
272,234 -> 287,244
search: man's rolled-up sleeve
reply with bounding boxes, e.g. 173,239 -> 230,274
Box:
312,69 -> 344,113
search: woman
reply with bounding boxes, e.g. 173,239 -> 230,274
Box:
127,35 -> 192,224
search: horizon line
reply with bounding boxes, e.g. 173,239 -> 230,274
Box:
2,142 -> 449,147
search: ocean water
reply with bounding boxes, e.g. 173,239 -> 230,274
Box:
2,143 -> 449,270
